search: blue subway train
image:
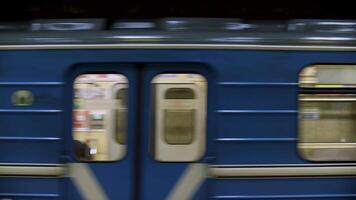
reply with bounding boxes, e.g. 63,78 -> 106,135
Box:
1,18 -> 356,200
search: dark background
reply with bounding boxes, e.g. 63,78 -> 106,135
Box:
0,1 -> 352,21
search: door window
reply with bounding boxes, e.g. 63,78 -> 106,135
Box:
151,73 -> 207,162
73,74 -> 128,161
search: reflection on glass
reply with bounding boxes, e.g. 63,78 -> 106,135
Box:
73,74 -> 128,161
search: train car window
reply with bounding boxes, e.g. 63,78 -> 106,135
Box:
300,65 -> 356,88
152,74 -> 207,162
73,74 -> 128,161
299,65 -> 356,161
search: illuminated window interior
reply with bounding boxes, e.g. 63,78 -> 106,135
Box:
299,65 -> 356,161
73,74 -> 128,162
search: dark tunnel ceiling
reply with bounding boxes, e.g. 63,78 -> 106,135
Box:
0,1 -> 354,21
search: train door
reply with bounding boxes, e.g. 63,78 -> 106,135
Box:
66,64 -> 210,200
139,65 -> 210,200
66,64 -> 137,200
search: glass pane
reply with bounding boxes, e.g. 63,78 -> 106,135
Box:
116,88 -> 127,106
300,65 -> 356,88
164,110 -> 195,144
115,87 -> 127,144
73,74 -> 128,161
299,94 -> 356,143
165,88 -> 195,99
116,109 -> 126,144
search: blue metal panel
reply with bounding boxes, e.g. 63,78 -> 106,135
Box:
66,179 -> 85,200
0,177 -> 61,199
0,112 -> 62,137
192,179 -> 211,200
215,140 -> 302,164
217,112 -> 297,139
214,51 -> 300,82
213,195 -> 356,199
0,51 -> 66,82
212,178 -> 356,199
0,141 -> 61,163
217,84 -> 298,110
0,85 -> 62,109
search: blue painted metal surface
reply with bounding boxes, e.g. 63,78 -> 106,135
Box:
212,178 -> 356,199
1,49 -> 356,199
0,177 -> 62,199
